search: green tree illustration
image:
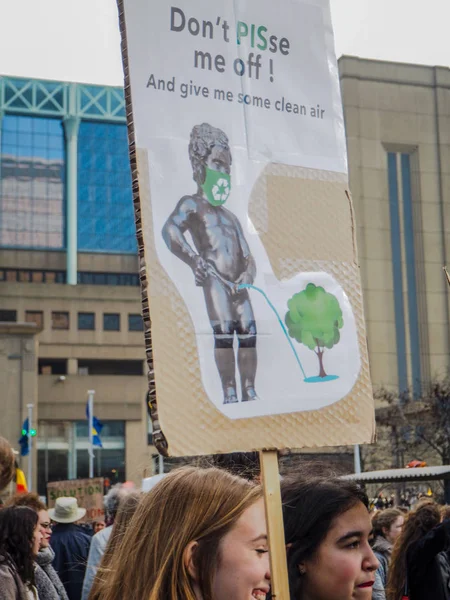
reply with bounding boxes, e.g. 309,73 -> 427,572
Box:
285,283 -> 344,378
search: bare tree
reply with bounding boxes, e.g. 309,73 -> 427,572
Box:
374,377 -> 450,500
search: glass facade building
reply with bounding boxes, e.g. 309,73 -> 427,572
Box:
0,76 -> 136,259
1,115 -> 65,248
78,122 -> 136,253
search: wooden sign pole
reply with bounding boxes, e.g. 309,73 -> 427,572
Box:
260,449 -> 290,600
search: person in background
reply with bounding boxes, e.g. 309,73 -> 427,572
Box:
48,498 -> 91,600
387,500 -> 445,600
371,508 -> 404,600
0,505 -> 42,600
6,493 -> 68,600
92,522 -> 105,536
81,485 -> 133,600
280,473 -> 379,600
88,493 -> 141,600
0,437 -> 15,494
95,466 -> 270,600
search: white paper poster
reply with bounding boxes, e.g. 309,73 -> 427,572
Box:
122,0 -> 364,423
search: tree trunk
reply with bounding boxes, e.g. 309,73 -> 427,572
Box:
316,349 -> 327,378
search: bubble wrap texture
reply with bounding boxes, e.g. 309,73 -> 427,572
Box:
136,149 -> 375,457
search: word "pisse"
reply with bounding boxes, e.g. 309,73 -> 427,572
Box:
170,7 -> 290,55
236,23 -> 289,55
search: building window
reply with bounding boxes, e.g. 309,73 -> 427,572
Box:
37,420 -> 126,497
31,271 -> 44,283
128,314 -> 143,331
38,359 -> 67,375
103,313 -> 120,331
0,268 -> 68,284
78,312 -> 95,331
18,271 -> 30,282
77,359 -> 143,376
0,115 -> 65,249
0,310 -> 17,322
78,272 -> 139,286
25,311 -> 44,329
387,151 -> 422,397
52,311 -> 69,330
77,122 -> 136,254
0,269 -> 66,284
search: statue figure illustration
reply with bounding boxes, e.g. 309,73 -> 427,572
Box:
162,123 -> 258,404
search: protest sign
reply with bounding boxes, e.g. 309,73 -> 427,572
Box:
47,478 -> 104,523
118,0 -> 375,456
119,2 -> 376,594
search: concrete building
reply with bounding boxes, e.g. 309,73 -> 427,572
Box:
1,57 -> 449,492
339,56 -> 450,394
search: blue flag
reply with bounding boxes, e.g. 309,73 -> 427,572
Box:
19,418 -> 29,456
86,402 -> 103,448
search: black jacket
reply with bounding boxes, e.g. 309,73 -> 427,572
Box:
50,524 -> 92,600
407,520 -> 450,600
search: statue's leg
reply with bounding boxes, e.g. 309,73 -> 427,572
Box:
203,279 -> 238,404
235,290 -> 258,402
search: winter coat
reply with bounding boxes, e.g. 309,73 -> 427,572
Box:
35,547 -> 68,600
0,555 -> 33,600
81,526 -> 112,600
372,536 -> 393,600
406,519 -> 450,600
50,524 -> 92,600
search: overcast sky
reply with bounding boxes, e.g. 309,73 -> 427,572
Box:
0,0 -> 448,85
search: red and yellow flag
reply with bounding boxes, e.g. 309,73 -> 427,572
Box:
16,467 -> 27,493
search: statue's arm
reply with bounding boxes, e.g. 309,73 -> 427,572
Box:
162,196 -> 198,270
235,215 -> 256,284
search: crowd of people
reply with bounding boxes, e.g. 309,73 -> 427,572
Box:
1,436 -> 450,600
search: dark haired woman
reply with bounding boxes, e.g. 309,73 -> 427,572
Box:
372,508 -> 404,600
0,505 -> 42,600
281,475 -> 379,600
387,500 -> 450,600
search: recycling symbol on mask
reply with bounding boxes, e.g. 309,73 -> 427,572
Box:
212,178 -> 230,202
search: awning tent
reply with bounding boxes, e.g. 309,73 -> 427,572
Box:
343,465 -> 450,484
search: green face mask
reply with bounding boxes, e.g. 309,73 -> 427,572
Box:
201,167 -> 231,206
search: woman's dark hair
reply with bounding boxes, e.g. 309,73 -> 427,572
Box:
387,500 -> 441,600
281,475 -> 369,599
0,505 -> 38,584
211,452 -> 260,480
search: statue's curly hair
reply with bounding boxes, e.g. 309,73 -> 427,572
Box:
0,506 -> 38,585
188,123 -> 231,186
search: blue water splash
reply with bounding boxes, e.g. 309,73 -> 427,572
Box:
238,283 -> 307,379
239,284 -> 340,384
304,375 -> 339,383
